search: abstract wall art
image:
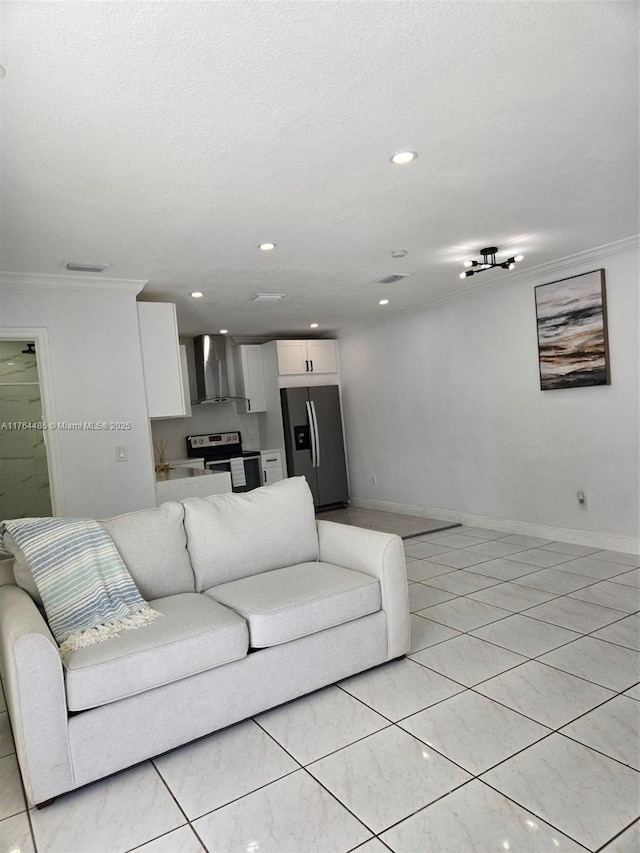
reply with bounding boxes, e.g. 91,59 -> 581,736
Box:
534,269 -> 610,390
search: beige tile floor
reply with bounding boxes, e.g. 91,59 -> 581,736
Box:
0,525 -> 638,852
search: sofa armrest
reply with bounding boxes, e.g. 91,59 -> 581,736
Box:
0,585 -> 73,806
316,520 -> 410,660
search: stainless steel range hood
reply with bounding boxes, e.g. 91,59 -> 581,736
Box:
193,334 -> 245,404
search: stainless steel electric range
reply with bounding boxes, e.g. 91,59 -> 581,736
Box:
186,432 -> 262,492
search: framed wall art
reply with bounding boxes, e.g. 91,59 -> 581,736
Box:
534,268 -> 610,390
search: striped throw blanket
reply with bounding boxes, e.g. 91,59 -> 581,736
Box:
0,517 -> 160,658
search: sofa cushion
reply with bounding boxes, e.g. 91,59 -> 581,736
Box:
183,477 -> 319,591
101,501 -> 195,599
63,593 -> 248,711
206,562 -> 381,647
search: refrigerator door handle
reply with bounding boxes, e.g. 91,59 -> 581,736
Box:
310,400 -> 320,468
305,400 -> 317,467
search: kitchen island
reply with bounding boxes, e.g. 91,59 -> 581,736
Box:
155,467 -> 231,505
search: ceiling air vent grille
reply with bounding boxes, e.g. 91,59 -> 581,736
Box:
375,273 -> 412,285
64,261 -> 110,273
250,293 -> 287,302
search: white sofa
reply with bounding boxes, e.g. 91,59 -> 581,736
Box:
0,477 -> 410,807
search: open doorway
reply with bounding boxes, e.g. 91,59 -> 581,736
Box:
0,340 -> 53,519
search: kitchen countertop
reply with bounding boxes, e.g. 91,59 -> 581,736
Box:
156,467 -> 215,482
155,468 -> 232,503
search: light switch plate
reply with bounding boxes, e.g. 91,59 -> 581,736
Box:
115,445 -> 128,462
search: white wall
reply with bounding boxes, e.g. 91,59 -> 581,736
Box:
0,274 -> 157,518
338,242 -> 639,549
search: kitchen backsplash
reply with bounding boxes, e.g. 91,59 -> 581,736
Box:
150,404 -> 261,463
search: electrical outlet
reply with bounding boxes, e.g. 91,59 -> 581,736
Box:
372,474 -> 377,485
247,427 -> 254,436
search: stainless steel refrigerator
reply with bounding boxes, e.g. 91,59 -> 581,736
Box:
280,385 -> 349,509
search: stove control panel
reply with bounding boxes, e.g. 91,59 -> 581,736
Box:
187,432 -> 240,449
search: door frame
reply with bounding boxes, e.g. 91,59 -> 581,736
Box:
1,328 -> 63,516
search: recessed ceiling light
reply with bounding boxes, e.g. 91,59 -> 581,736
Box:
191,291 -> 204,298
391,248 -> 408,258
219,329 -> 228,334
379,299 -> 389,306
310,323 -> 319,329
390,151 -> 417,165
258,242 -> 276,251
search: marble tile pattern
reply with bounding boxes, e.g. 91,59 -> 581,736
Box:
154,719 -> 297,819
0,811 -> 35,853
417,597 -> 511,632
0,524 -> 638,853
132,826 -> 207,853
410,634 -> 527,687
193,769 -> 372,853
482,734 -> 640,851
255,685 -> 389,765
570,579 -> 640,613
338,658 -> 463,721
408,614 -> 460,653
399,690 -> 550,775
468,580 -> 559,612
601,821 -> 640,852
475,660 -> 615,728
381,779 -> 588,853
537,636 -> 640,692
408,582 -> 455,611
560,695 -> 640,770
29,763 -> 185,853
592,614 -> 640,651
524,596 -> 625,633
308,726 -> 471,834
471,613 -> 582,657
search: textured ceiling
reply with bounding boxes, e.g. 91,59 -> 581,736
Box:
1,1 -> 638,337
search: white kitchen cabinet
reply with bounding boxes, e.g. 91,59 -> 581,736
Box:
179,344 -> 192,418
233,344 -> 267,413
275,339 -> 337,375
261,449 -> 284,485
138,302 -> 186,419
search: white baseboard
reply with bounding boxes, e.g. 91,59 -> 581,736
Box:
349,497 -> 640,555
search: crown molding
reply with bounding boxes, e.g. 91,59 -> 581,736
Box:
340,235 -> 640,335
0,271 -> 148,295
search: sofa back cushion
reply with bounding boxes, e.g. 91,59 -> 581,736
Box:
183,476 -> 319,591
101,501 -> 196,599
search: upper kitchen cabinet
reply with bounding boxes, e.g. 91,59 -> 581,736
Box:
138,302 -> 187,419
233,344 -> 267,413
275,339 -> 337,375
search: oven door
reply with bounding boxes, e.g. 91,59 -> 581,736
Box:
207,457 -> 262,493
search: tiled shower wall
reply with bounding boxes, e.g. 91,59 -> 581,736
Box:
0,341 -> 52,520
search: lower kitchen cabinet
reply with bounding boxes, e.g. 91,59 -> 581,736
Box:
261,449 -> 284,485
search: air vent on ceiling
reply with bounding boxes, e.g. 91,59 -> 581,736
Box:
64,261 -> 110,273
250,293 -> 287,302
375,273 -> 412,285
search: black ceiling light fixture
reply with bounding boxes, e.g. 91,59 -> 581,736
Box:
459,246 -> 524,279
